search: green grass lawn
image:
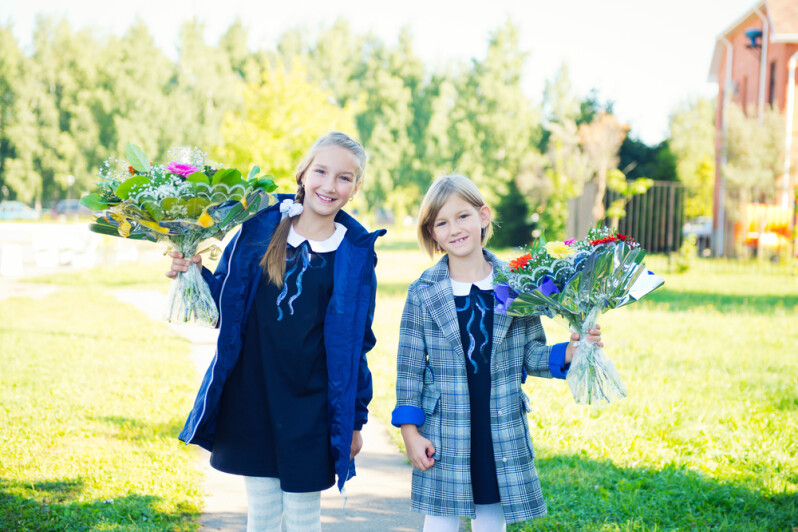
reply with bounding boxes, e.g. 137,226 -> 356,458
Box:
2,231 -> 796,530
1,263 -> 202,531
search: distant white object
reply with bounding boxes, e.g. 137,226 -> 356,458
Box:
0,244 -> 24,276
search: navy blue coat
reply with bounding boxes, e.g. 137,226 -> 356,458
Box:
179,195 -> 385,491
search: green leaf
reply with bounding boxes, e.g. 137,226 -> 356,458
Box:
211,168 -> 242,186
219,202 -> 245,226
125,143 -> 151,173
115,176 -> 151,200
255,177 -> 278,193
142,200 -> 165,222
247,166 -> 260,179
80,193 -> 109,211
186,172 -> 210,185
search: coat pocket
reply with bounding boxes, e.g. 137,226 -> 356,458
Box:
420,386 -> 442,460
519,390 -> 535,458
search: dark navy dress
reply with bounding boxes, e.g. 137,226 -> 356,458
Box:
453,281 -> 500,505
210,237 -> 337,493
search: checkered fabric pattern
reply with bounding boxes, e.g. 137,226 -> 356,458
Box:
394,250 -> 553,524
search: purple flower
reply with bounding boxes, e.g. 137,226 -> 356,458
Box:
167,162 -> 200,177
538,276 -> 560,296
494,283 -> 518,315
564,238 -> 576,245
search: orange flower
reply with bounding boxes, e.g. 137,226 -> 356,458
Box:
127,165 -> 137,175
509,252 -> 532,272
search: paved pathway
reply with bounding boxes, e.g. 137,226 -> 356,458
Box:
112,289 -> 427,532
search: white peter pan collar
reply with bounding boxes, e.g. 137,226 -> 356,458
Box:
287,222 -> 347,253
450,272 -> 494,296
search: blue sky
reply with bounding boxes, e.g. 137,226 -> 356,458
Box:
1,0 -> 757,144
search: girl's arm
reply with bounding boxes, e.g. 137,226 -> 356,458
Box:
391,287 -> 436,470
167,235 -> 237,309
391,288 -> 427,427
524,317 -> 603,380
523,315 -> 568,379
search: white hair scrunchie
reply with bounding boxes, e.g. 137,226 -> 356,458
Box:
279,198 -> 304,220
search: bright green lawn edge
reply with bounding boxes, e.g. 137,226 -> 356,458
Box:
1,283 -> 202,531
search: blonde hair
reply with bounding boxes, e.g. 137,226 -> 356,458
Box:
261,132 -> 367,286
417,174 -> 493,258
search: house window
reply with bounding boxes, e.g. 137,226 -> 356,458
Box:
768,61 -> 776,107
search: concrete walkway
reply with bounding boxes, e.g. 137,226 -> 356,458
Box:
112,289 -> 427,532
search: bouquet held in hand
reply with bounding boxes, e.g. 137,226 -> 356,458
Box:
81,144 -> 277,326
494,227 -> 664,405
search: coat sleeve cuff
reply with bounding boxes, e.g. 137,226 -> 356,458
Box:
549,342 -> 570,379
391,406 -> 425,428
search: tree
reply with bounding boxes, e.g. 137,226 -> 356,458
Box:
578,88 -> 614,126
669,97 -> 715,219
605,168 -> 653,230
21,16 -> 104,205
171,20 -> 241,151
97,19 -> 180,163
578,112 -> 628,223
491,179 -> 532,247
519,119 -> 591,240
723,103 -> 783,199
214,58 -> 357,190
446,20 -> 542,221
0,25 -> 29,201
543,63 -> 581,126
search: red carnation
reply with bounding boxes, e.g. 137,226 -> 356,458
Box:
590,236 -> 619,246
509,252 -> 532,272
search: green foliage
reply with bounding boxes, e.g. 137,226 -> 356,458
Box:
578,113 -> 629,223
525,120 -> 591,240
669,97 -> 716,219
667,234 -> 697,273
492,179 -> 533,248
606,168 -> 654,229
619,136 -> 677,182
723,103 -> 785,217
213,58 -> 357,191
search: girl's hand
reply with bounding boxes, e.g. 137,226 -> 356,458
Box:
350,430 -> 363,459
166,251 -> 202,278
401,424 -> 435,471
565,323 -> 603,364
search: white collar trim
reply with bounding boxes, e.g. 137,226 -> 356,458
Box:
287,222 -> 347,252
450,272 -> 494,296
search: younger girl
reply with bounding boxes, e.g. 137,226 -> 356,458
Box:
392,175 -> 601,531
168,132 -> 385,532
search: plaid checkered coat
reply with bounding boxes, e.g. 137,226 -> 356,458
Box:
393,250 -> 556,524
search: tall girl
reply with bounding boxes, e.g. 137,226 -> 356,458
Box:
392,175 -> 601,531
168,132 -> 385,532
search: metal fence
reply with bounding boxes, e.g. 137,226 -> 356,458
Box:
604,181 -> 686,254
568,181 -> 686,254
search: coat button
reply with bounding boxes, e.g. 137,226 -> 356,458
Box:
502,457 -> 508,463
497,410 -> 503,415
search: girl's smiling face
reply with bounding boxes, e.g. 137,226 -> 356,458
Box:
301,146 -> 360,219
430,193 -> 491,260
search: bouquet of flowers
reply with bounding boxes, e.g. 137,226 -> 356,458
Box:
494,227 -> 664,405
80,143 -> 278,326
